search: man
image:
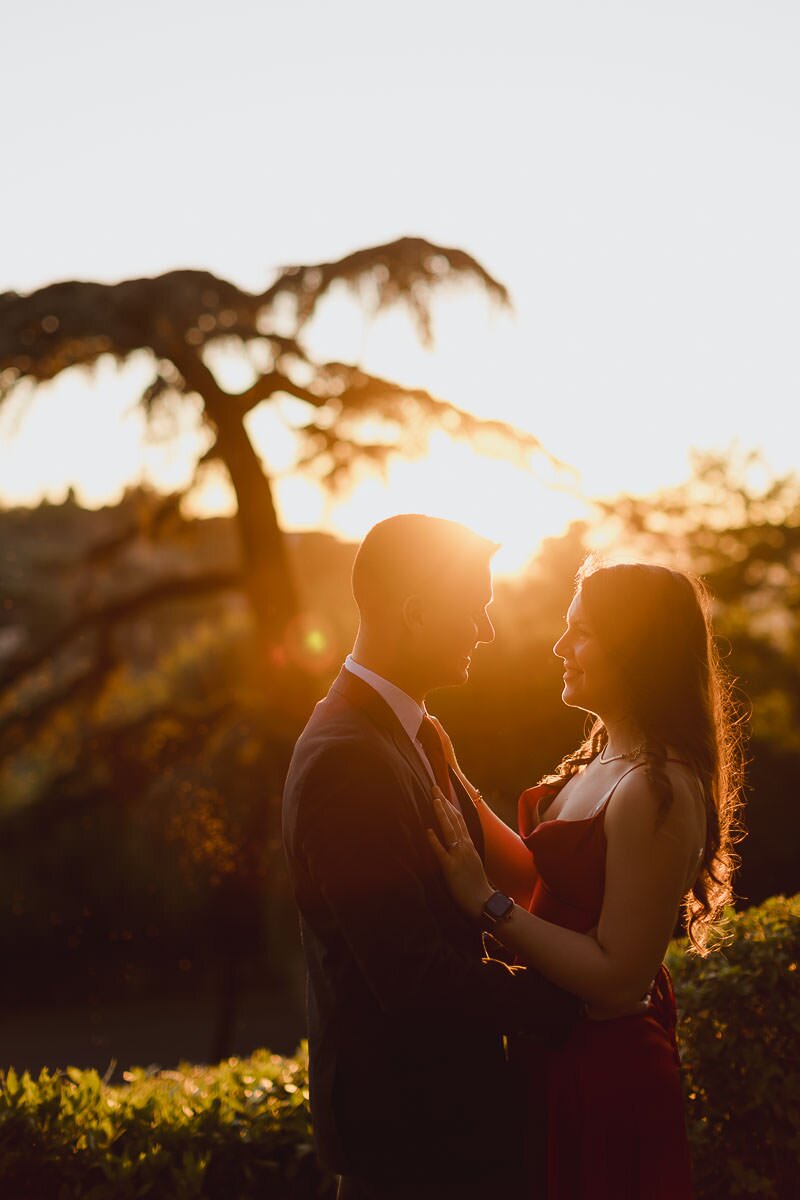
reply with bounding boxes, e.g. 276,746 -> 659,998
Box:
282,515 -> 579,1199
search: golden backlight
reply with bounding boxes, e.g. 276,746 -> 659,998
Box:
324,432 -> 583,577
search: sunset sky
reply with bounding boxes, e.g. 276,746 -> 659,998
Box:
2,1 -> 799,571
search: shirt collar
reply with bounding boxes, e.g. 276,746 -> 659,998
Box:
344,654 -> 425,745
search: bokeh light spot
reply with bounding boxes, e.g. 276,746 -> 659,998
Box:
283,613 -> 338,675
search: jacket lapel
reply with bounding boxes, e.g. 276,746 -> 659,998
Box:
329,666 -> 486,860
329,667 -> 434,799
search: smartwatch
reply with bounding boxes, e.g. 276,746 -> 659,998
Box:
481,890 -> 515,925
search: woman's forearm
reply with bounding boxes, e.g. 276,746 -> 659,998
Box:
490,904 -> 646,1009
456,774 -> 536,906
434,767 -> 671,1011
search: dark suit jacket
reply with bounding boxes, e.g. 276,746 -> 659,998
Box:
282,666 -> 578,1186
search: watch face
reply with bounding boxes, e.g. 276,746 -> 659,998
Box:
484,892 -> 514,920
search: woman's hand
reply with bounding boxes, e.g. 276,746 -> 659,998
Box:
427,787 -> 494,919
427,715 -> 483,807
427,715 -> 459,771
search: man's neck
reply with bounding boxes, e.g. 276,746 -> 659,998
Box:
349,644 -> 427,707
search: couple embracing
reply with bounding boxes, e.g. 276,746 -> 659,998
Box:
282,515 -> 742,1199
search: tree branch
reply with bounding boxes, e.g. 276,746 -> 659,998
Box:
0,569 -> 243,691
259,236 -> 511,345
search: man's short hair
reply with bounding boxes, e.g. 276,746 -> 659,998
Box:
352,514 -> 498,616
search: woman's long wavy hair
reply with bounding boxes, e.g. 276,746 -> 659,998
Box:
544,559 -> 746,953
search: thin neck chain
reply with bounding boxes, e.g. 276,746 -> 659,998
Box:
598,744 -> 645,765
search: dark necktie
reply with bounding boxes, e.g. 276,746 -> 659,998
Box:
417,714 -> 453,799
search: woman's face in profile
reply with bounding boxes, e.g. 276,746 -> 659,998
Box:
552,591 -> 627,719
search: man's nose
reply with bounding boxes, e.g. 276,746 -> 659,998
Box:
477,612 -> 495,644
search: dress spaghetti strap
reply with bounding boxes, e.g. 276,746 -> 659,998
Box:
592,759 -> 650,820
600,757 -> 704,815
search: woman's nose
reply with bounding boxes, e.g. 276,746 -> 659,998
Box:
552,630 -> 569,658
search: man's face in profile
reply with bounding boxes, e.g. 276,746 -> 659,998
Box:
410,562 -> 495,690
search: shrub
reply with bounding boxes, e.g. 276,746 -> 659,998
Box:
667,893 -> 800,1200
1,894 -> 796,1199
0,1045 -> 335,1200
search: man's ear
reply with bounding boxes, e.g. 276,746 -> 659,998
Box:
402,594 -> 425,633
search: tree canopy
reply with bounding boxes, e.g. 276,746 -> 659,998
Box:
0,238 -> 553,664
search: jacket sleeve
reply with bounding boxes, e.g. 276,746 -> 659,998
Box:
296,740 -> 580,1043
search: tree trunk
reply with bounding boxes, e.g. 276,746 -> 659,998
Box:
169,347 -> 300,652
212,406 -> 299,646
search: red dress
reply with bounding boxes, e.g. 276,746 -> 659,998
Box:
514,776 -> 694,1200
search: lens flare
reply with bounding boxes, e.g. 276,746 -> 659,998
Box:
283,613 -> 338,675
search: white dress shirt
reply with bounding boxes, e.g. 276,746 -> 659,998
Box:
344,654 -> 445,791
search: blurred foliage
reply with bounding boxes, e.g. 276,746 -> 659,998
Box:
597,448 -> 800,749
667,893 -> 800,1200
0,1044 -> 332,1200
2,895 -> 796,1200
0,494 -> 587,1016
0,492 -> 356,1055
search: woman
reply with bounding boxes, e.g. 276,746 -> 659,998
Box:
428,560 -> 744,1200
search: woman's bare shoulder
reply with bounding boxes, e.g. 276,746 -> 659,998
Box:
606,757 -> 705,839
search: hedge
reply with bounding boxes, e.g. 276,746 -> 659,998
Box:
0,1046 -> 331,1200
667,893 -> 800,1200
2,894 -> 798,1200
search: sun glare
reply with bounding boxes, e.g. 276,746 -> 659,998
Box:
325,433 -> 584,575
184,419 -> 585,575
